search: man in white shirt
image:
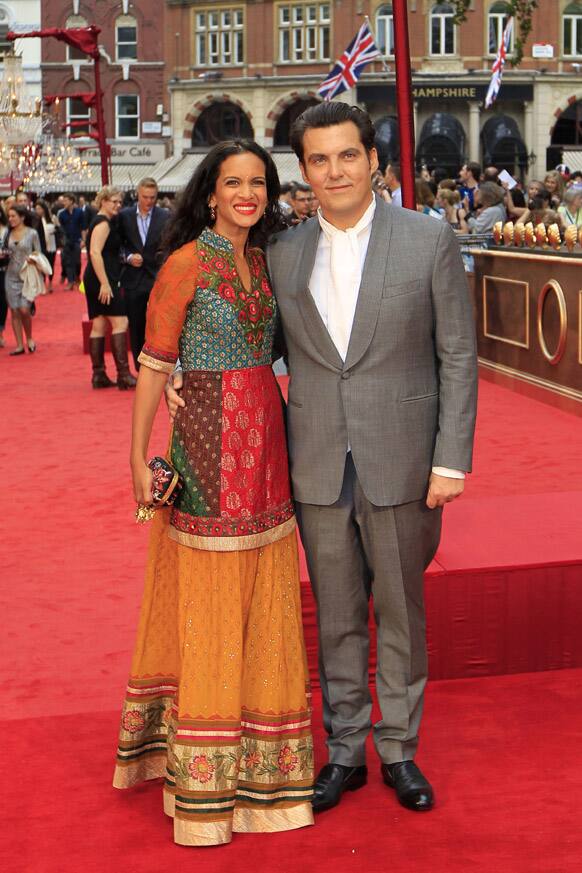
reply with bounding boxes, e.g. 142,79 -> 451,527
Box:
266,103 -> 477,816
166,104 -> 477,818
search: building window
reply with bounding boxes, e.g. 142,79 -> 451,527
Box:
65,15 -> 89,60
278,3 -> 331,63
376,4 -> 394,57
195,8 -> 244,66
67,97 -> 91,138
487,2 -> 514,55
116,15 -> 138,61
430,3 -> 456,56
564,3 -> 582,57
116,94 -> 139,138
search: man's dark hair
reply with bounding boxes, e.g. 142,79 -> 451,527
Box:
290,102 -> 376,164
465,161 -> 481,182
280,182 -> 294,195
386,163 -> 401,182
292,182 -> 311,197
63,193 -> 77,204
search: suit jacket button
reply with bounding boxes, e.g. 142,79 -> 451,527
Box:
341,371 -> 350,380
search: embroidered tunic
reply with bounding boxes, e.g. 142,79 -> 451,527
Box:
139,228 -> 295,551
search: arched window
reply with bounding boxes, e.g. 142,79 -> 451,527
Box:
375,4 -> 394,57
274,98 -> 319,147
116,15 -> 138,61
488,2 -> 514,55
430,3 -> 456,56
65,16 -> 89,61
564,2 -> 582,57
192,102 -> 253,147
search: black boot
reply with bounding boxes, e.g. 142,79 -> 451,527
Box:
110,332 -> 137,390
89,336 -> 115,389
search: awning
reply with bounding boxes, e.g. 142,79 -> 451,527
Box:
481,115 -> 527,168
150,151 -> 305,193
27,162 -> 158,194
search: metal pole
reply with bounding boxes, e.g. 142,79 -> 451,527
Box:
93,54 -> 110,186
392,0 -> 415,210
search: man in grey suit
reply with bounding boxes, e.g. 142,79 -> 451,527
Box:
167,103 -> 477,814
267,103 -> 477,813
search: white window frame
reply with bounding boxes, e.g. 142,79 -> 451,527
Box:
376,4 -> 394,58
487,2 -> 514,56
116,16 -> 138,61
65,15 -> 89,61
429,3 -> 456,57
195,7 -> 244,66
563,6 -> 582,57
67,97 -> 91,140
116,94 -> 140,139
278,3 -> 330,64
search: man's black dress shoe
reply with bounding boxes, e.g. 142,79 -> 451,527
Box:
312,763 -> 367,812
381,761 -> 434,811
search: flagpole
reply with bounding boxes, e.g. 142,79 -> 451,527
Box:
392,0 -> 416,211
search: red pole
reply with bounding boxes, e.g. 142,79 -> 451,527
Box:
93,54 -> 110,186
392,0 -> 415,210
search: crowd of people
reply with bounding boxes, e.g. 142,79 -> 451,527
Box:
1,160 -> 579,365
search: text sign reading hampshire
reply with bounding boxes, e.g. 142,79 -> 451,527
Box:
357,83 -> 534,103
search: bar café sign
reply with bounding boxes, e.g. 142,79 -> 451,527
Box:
83,144 -> 166,165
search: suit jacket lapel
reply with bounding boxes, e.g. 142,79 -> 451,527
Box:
144,207 -> 159,247
295,219 -> 344,370
344,196 -> 393,371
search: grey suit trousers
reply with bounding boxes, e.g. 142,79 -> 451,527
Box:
296,454 -> 442,766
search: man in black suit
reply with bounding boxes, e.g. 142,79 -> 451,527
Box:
118,178 -> 170,369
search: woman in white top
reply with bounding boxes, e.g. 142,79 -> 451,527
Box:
35,200 -> 57,292
557,186 -> 582,230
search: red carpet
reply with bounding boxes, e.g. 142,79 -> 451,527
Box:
3,269 -> 582,871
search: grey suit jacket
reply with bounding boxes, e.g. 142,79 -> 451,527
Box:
266,196 -> 478,507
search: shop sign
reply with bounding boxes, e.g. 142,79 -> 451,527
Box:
83,143 -> 167,164
357,82 -> 534,103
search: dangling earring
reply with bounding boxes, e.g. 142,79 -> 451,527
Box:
209,204 -> 216,222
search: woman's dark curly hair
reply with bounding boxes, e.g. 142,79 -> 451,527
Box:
162,140 -> 285,258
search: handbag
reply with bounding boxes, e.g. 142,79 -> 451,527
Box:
135,456 -> 183,523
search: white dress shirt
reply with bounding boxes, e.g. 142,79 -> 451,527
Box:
308,197 -> 464,481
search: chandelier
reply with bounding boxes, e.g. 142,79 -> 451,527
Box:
0,54 -> 42,146
21,135 -> 92,191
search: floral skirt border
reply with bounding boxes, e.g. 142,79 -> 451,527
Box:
113,684 -> 314,846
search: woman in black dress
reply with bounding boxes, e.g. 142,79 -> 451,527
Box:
84,186 -> 136,389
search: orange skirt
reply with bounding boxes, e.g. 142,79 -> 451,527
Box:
113,508 -> 314,846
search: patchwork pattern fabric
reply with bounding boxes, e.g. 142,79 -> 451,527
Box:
138,229 -> 293,551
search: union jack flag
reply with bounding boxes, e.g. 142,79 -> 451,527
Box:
485,17 -> 514,109
318,21 -> 381,101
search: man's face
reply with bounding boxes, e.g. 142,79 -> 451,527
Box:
137,186 -> 157,213
300,121 -> 378,227
16,192 -> 29,208
291,189 -> 311,218
63,197 -> 74,210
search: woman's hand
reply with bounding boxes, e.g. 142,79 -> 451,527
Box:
98,282 -> 113,304
132,459 -> 153,505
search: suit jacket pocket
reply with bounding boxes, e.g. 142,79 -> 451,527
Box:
382,279 -> 422,299
401,391 -> 438,403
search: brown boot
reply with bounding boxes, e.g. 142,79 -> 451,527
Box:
110,331 -> 137,390
89,336 -> 115,389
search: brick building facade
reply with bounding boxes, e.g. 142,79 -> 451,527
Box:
41,0 -> 170,190
157,1 -> 582,188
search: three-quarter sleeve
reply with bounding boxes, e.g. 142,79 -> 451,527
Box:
138,242 -> 199,374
